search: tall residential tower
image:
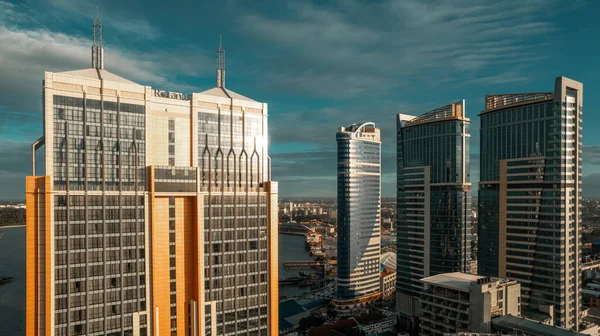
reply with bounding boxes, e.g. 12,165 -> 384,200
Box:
26,12 -> 278,336
334,123 -> 382,312
478,77 -> 583,329
396,101 -> 472,320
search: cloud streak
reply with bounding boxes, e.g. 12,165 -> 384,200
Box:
0,0 -> 596,199
0,23 -> 212,115
235,0 -> 568,99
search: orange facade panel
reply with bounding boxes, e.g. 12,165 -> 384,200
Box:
152,195 -> 201,335
25,176 -> 52,336
151,197 -> 171,335
266,182 -> 279,336
175,197 -> 199,333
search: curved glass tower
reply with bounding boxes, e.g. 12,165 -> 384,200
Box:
478,77 -> 583,329
395,101 -> 472,319
335,123 -> 381,305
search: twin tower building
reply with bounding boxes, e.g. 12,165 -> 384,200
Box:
336,78 -> 583,331
26,13 -> 277,336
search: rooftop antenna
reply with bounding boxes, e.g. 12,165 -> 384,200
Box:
216,34 -> 225,88
92,5 -> 104,69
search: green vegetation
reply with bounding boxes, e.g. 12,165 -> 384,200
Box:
0,208 -> 26,227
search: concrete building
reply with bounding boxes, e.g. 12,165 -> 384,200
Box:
380,270 -> 396,300
419,272 -> 521,336
356,315 -> 396,335
380,252 -> 396,300
25,12 -> 278,336
396,102 -> 472,320
492,315 -> 596,336
334,123 -> 382,312
478,77 -> 583,329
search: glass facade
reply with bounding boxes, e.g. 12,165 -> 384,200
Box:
396,102 -> 471,313
198,108 -> 269,335
478,101 -> 557,277
52,95 -> 147,336
336,123 -> 381,300
478,77 -> 582,328
48,92 -> 272,335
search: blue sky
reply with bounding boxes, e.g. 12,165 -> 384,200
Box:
0,0 -> 599,200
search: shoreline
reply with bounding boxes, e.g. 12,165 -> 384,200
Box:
0,225 -> 26,229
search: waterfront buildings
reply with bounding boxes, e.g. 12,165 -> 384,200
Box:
25,13 -> 278,336
334,123 -> 382,310
419,272 -> 521,335
396,102 -> 472,318
478,77 -> 583,329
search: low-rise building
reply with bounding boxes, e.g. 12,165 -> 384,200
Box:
380,270 -> 396,299
356,315 -> 396,335
279,300 -> 309,335
419,272 -> 520,335
583,283 -> 600,308
492,314 -> 596,336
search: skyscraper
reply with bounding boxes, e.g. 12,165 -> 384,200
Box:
26,12 -> 278,336
334,123 -> 382,311
395,101 -> 472,319
478,77 -> 583,329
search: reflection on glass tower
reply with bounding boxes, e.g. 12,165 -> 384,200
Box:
395,101 -> 472,321
334,123 -> 382,314
478,77 -> 583,329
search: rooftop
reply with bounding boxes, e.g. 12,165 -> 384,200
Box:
337,122 -> 381,142
480,92 -> 553,115
420,272 -> 485,291
279,300 -> 307,319
380,252 -> 396,272
343,122 -> 379,133
521,307 -> 553,323
308,319 -> 358,336
404,100 -> 469,127
198,87 -> 256,102
582,288 -> 600,297
58,68 -> 139,85
493,315 -> 589,336
55,11 -> 260,104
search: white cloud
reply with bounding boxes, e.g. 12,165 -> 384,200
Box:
0,3 -> 214,199
20,0 -> 161,40
0,23 -> 212,114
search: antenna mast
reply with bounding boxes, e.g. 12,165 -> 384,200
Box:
92,5 -> 104,69
216,34 -> 225,88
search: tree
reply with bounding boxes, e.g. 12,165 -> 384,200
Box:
298,315 -> 324,333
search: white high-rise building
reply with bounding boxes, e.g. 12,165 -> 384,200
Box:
334,123 -> 381,313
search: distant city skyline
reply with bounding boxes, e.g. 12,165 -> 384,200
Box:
1,0 -> 600,200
